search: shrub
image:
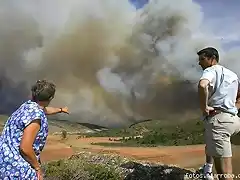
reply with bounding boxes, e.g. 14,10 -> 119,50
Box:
84,164 -> 121,180
43,157 -> 122,180
61,130 -> 67,139
43,160 -> 90,180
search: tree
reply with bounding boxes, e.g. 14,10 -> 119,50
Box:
61,130 -> 67,139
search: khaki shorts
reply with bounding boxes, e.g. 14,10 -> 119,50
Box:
204,112 -> 240,157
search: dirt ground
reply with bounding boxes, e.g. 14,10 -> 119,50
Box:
41,135 -> 240,174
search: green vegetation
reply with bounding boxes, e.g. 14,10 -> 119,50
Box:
42,153 -> 126,180
88,118 -> 205,146
43,118 -> 206,179
86,128 -> 134,137
88,117 -> 240,147
43,160 -> 121,180
61,130 -> 68,139
0,115 -> 8,132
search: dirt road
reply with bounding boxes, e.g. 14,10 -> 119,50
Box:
41,136 -> 240,173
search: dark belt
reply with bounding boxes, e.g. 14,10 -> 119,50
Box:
208,109 -> 222,116
209,108 -> 235,117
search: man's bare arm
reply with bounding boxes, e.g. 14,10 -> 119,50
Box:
198,79 -> 210,111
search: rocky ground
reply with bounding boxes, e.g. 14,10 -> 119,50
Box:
120,161 -> 195,180
42,151 -> 202,180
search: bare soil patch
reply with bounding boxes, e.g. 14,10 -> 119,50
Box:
41,136 -> 240,174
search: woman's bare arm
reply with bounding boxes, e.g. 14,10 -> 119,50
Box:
20,119 -> 41,170
43,107 -> 69,115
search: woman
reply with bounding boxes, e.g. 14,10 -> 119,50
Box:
0,80 -> 69,180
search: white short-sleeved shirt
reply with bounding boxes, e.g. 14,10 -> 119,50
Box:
200,64 -> 239,115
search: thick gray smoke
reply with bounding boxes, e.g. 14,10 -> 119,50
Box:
0,0 -> 238,127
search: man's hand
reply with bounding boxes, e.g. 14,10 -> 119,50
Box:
201,106 -> 215,116
236,81 -> 240,109
236,99 -> 240,109
61,107 -> 69,114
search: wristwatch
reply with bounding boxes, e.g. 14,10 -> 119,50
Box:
35,167 -> 41,171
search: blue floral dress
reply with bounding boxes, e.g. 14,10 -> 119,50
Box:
0,100 -> 48,180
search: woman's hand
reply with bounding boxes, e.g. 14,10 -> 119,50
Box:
36,168 -> 43,180
60,107 -> 69,114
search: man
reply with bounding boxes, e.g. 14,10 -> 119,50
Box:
197,47 -> 240,180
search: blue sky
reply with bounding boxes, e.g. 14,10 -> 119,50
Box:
129,0 -> 240,50
194,0 -> 240,49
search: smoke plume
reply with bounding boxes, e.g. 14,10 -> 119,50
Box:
0,0 -> 238,127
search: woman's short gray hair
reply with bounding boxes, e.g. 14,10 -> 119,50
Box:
31,80 -> 56,101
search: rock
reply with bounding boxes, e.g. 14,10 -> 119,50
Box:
120,161 -> 195,180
